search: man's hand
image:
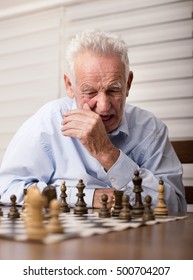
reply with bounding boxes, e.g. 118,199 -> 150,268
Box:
61,104 -> 120,171
93,188 -> 115,209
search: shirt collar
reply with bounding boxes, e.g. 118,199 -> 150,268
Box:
108,113 -> 129,136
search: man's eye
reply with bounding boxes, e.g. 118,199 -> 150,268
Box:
107,88 -> 122,95
84,92 -> 97,97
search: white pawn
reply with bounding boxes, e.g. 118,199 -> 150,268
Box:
46,199 -> 63,234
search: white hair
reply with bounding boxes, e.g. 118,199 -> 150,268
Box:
65,29 -> 130,82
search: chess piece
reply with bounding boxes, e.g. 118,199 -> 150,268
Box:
112,190 -> 123,217
99,194 -> 111,218
25,185 -> 47,240
0,195 -> 3,216
154,180 -> 168,216
46,199 -> 63,234
60,181 -> 70,213
119,195 -> 132,220
74,179 -> 88,215
142,195 -> 155,221
22,190 -> 29,223
131,170 -> 144,218
42,184 -> 57,210
8,194 -> 20,219
22,189 -> 28,211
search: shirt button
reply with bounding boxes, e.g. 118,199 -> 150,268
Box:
110,178 -> 116,182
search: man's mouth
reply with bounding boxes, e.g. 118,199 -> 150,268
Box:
100,115 -> 113,122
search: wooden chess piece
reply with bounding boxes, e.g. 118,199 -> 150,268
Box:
74,179 -> 88,215
8,194 -> 20,219
142,195 -> 155,221
46,199 -> 63,234
0,195 -> 3,216
60,181 -> 70,213
154,180 -> 168,216
25,186 -> 47,240
42,184 -> 57,210
99,193 -> 111,218
131,170 -> 144,218
119,195 -> 132,220
112,190 -> 123,217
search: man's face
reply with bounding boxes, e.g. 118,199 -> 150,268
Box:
66,52 -> 132,133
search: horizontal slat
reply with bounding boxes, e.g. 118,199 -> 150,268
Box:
128,98 -> 193,119
120,19 -> 193,47
187,204 -> 193,212
0,61 -> 59,86
129,39 -> 193,64
0,9 -> 61,40
0,45 -> 59,71
131,59 -> 193,82
129,78 -> 193,102
166,119 -> 193,139
67,0 -> 189,21
183,164 -> 193,180
0,79 -> 58,102
66,1 -> 192,35
0,29 -> 59,56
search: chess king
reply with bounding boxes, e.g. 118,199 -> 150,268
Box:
0,29 -> 187,213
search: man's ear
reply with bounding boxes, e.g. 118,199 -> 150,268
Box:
64,74 -> 74,98
126,71 -> 133,97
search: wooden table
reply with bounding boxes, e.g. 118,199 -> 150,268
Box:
0,212 -> 193,260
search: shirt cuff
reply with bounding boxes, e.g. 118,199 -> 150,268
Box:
106,150 -> 138,190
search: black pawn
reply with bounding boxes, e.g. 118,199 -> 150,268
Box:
119,195 -> 132,220
8,194 -> 20,219
60,181 -> 70,213
132,170 -> 144,218
99,194 -> 111,218
74,179 -> 88,215
142,195 -> 155,221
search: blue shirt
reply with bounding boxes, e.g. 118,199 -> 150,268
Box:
0,97 -> 187,212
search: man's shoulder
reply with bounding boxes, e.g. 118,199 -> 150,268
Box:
39,97 -> 73,114
124,103 -> 164,129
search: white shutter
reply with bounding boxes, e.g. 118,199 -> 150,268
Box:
0,8 -> 65,160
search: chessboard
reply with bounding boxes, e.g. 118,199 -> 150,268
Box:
0,206 -> 187,245
0,171 -> 188,244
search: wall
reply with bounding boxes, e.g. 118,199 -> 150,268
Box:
0,0 -> 192,192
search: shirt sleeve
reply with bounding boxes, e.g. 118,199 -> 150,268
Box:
0,118 -> 55,205
101,125 -> 187,213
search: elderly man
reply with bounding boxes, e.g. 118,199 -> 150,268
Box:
0,30 -> 187,212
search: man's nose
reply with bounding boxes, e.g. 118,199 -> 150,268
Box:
96,92 -> 111,113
